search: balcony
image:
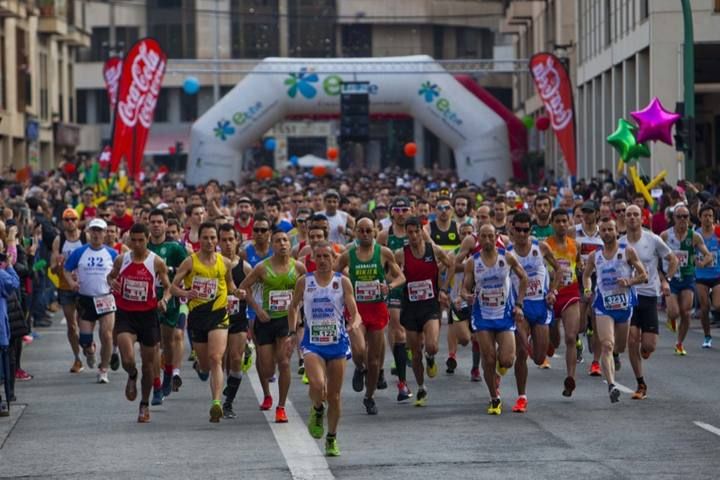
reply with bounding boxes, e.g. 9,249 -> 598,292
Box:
0,0 -> 22,18
38,0 -> 68,36
60,25 -> 91,47
504,0 -> 541,24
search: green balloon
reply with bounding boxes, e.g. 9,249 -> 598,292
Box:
607,118 -> 650,164
521,115 -> 535,129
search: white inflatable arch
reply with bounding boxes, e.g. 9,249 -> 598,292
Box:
188,55 -> 515,185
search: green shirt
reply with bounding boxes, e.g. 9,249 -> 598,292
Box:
531,223 -> 554,242
148,239 -> 188,294
261,259 -> 297,319
349,243 -> 385,303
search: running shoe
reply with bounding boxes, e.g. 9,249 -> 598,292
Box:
426,356 -> 438,378
110,352 -> 120,371
302,372 -> 309,385
85,345 -> 97,370
406,347 -> 413,361
631,383 -> 647,400
613,353 -> 621,371
576,337 -> 584,363
446,355 -> 457,374
397,382 -> 413,402
511,397 -> 527,413
223,403 -> 237,419
209,401 -> 223,423
546,345 -> 555,358
325,436 -> 341,457
586,329 -> 594,354
196,367 -> 209,382
137,404 -> 150,423
22,335 -> 33,345
640,347 -> 651,360
15,369 -> 33,381
125,375 -> 138,401
666,318 -> 677,333
674,343 -> 688,356
269,374 -> 277,383
172,374 -> 183,392
414,388 -> 428,407
308,406 -> 324,438
352,367 -> 366,392
390,361 -> 397,376
496,360 -> 508,376
188,349 -> 197,362
377,369 -> 388,390
162,370 -> 173,397
363,397 -> 378,415
97,368 -> 109,384
242,343 -> 254,373
609,385 -> 621,403
539,358 -> 551,369
297,358 -> 305,376
260,395 -> 273,411
151,388 -> 163,405
470,368 -> 481,382
702,336 -> 713,349
562,376 -> 576,397
588,360 -> 602,376
275,406 -> 288,423
0,402 -> 8,417
487,398 -> 502,415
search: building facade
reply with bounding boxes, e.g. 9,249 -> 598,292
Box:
75,0 -> 511,173
0,0 -> 90,174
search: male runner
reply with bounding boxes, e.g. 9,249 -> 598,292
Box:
319,190 -> 354,245
695,204 -> 720,348
182,204 -> 206,253
446,223 -> 476,375
530,194 -> 554,241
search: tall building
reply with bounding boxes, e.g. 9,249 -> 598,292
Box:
75,0 -> 511,173
0,0 -> 90,174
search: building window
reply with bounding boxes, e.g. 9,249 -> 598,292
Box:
77,90 -> 87,124
640,0 -> 649,19
180,88 -> 197,122
0,26 -> 5,110
604,0 -> 611,46
95,89 -> 110,123
40,51 -> 49,120
147,0 -> 196,59
81,26 -> 139,62
341,24 -> 371,57
154,89 -> 169,123
16,28 -> 31,113
288,0 -> 336,57
230,0 -> 279,58
433,26 -> 444,59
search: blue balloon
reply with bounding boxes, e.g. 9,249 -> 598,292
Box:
289,155 -> 299,166
183,76 -> 200,95
264,138 -> 276,151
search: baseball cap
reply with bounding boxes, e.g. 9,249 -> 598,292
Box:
156,202 -> 170,209
87,218 -> 108,230
581,200 -> 598,212
324,189 -> 340,200
506,190 -> 518,199
391,196 -> 410,208
62,208 -> 79,219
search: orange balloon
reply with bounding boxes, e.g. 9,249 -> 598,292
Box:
312,165 -> 328,177
404,142 -> 417,157
326,147 -> 338,160
15,166 -> 31,182
255,165 -> 273,181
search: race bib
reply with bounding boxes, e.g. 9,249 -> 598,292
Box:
602,291 -> 628,310
408,279 -> 435,302
122,278 -> 148,302
675,250 -> 689,267
227,295 -> 240,315
558,259 -> 574,286
480,287 -> 506,308
527,277 -> 543,297
269,290 -> 293,313
310,320 -> 339,345
192,276 -> 218,300
93,294 -> 117,314
697,252 -> 718,268
355,280 -> 381,302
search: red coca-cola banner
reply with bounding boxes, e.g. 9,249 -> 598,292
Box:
102,57 -> 122,112
529,53 -> 577,176
110,38 -> 167,179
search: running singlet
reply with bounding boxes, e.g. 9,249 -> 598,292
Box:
64,244 -> 118,297
620,231 -> 671,297
471,249 -> 515,321
402,243 -> 439,306
507,240 -> 548,302
245,243 -> 272,267
387,226 -> 409,251
696,228 -> 720,280
261,259 -> 297,319
301,272 -> 348,348
663,228 -> 695,280
348,243 -> 386,303
545,236 -> 578,292
227,260 -> 247,319
182,230 -> 201,253
183,253 -> 228,314
429,221 -> 461,251
593,244 -> 636,312
575,224 -> 603,263
58,234 -> 85,290
530,223 -> 554,241
114,252 -> 158,312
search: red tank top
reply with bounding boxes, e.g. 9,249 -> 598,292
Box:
235,218 -> 254,242
183,229 -> 201,252
114,252 -> 158,312
403,243 -> 439,302
303,254 -> 317,273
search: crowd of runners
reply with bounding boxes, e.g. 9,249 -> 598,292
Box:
1,166 -> 718,456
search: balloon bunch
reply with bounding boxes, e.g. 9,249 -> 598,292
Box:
607,97 -> 680,207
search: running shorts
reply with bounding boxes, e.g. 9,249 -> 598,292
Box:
115,308 -> 160,347
357,302 -> 389,331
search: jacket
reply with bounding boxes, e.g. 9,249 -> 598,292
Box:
0,267 -> 21,347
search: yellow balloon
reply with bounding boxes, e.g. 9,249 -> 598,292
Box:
118,175 -> 128,192
629,166 -> 654,208
646,170 -> 668,191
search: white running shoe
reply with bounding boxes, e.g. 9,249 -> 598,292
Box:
97,369 -> 110,384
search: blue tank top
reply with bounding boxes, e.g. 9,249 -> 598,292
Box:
245,243 -> 272,267
696,228 -> 720,279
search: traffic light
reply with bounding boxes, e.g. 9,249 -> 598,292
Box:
340,81 -> 370,143
674,102 -> 694,155
175,141 -> 184,155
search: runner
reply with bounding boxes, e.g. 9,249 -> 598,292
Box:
661,204 -> 713,355
694,204 -> 720,348
621,205 -> 677,400
462,224 -> 527,415
63,218 -> 118,384
582,217 -> 647,403
234,197 -> 255,243
289,240 -> 361,456
107,223 -> 172,422
182,204 -> 206,253
319,189 -> 354,245
335,215 -> 405,414
239,228 -> 307,422
446,223 -> 476,375
51,208 -> 86,373
218,223 -> 252,418
530,194 -> 554,241
171,222 -> 242,422
395,217 -> 453,406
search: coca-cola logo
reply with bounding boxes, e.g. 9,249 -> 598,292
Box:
117,42 -> 166,128
531,57 -> 573,130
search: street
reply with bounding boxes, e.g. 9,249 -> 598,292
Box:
2,312 -> 719,480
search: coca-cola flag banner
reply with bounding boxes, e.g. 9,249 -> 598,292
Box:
102,57 -> 122,112
529,53 -> 577,176
110,38 -> 167,179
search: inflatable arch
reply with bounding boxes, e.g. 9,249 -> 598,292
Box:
188,55 -> 526,186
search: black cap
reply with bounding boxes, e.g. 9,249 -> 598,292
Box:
581,200 -> 598,212
391,196 -> 410,208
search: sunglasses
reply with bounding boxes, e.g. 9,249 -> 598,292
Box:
514,227 -> 530,233
675,214 -> 689,219
253,227 -> 270,233
296,218 -> 307,224
392,207 -> 410,213
437,205 -> 452,211
615,209 -> 626,214
357,228 -> 374,234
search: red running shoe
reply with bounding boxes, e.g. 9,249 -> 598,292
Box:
275,406 -> 288,423
260,395 -> 273,411
511,397 -> 527,413
588,361 -> 602,377
15,368 -> 33,381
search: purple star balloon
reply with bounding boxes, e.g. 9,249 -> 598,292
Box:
630,97 -> 681,145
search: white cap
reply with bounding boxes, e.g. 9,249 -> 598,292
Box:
87,218 -> 108,230
156,202 -> 170,209
506,190 -> 518,199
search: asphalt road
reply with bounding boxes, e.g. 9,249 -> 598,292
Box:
2,310 -> 719,480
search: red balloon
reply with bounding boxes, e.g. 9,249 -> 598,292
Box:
63,162 -> 77,175
326,147 -> 338,160
536,116 -> 551,131
255,165 -> 273,181
312,165 -> 328,177
404,142 -> 418,157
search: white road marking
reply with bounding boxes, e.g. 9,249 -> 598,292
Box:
602,380 -> 634,395
694,421 -> 720,437
247,368 -> 335,480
